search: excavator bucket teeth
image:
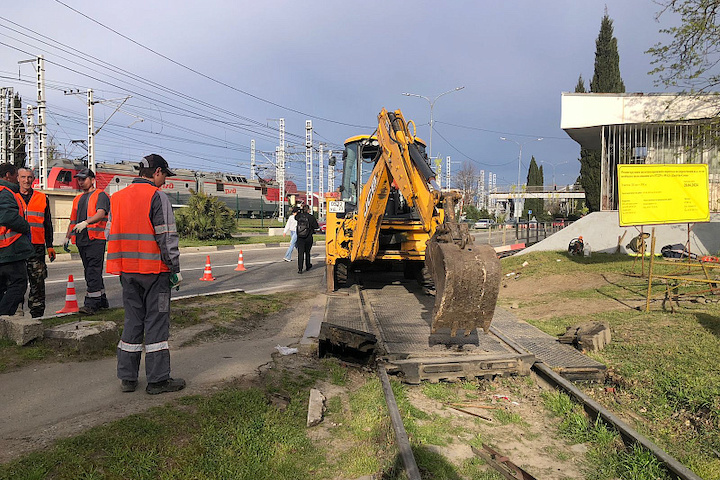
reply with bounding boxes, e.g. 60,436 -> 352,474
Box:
426,242 -> 501,336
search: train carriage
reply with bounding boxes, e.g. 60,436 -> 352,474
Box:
40,159 -> 282,217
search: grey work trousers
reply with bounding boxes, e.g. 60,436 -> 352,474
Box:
116,272 -> 171,384
77,240 -> 106,309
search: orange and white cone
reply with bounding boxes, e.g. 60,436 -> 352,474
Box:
234,250 -> 247,272
199,255 -> 216,281
56,274 -> 80,313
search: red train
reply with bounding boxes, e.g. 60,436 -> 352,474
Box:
39,159 -> 290,217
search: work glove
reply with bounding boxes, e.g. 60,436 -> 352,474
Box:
73,220 -> 88,234
170,272 -> 183,291
63,238 -> 71,252
47,247 -> 57,262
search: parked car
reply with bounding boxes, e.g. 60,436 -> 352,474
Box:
473,219 -> 492,229
552,218 -> 566,228
318,221 -> 326,233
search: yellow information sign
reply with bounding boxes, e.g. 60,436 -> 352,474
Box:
617,164 -> 709,226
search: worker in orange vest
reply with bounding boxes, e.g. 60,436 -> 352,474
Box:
107,154 -> 184,395
63,168 -> 110,315
0,163 -> 33,316
17,167 -> 56,318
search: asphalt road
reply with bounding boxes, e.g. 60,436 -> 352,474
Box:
39,228 -> 545,316
42,244 -> 326,315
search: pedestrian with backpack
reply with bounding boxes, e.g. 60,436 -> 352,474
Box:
295,204 -> 319,274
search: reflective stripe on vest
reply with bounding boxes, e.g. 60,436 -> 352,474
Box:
22,191 -> 47,245
70,189 -> 107,244
106,182 -> 170,275
0,186 -> 25,248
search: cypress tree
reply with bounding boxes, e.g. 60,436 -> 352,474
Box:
578,12 -> 625,212
523,156 -> 544,219
590,14 -> 625,94
575,75 -> 586,94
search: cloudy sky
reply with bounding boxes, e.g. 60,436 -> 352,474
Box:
1,0 -> 678,190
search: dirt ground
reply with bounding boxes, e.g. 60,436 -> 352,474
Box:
499,271 -> 638,320
3,273 -> 618,478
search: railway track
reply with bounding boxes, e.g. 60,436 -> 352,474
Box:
359,283 -> 703,480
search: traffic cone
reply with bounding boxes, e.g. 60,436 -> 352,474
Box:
234,250 -> 247,272
199,255 -> 216,281
56,274 -> 80,313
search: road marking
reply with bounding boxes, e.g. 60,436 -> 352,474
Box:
46,255 -> 323,284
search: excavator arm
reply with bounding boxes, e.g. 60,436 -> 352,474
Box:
351,108 -> 443,261
341,108 -> 501,335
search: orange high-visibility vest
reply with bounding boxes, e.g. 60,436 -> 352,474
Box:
70,189 -> 107,244
0,185 -> 26,248
22,191 -> 48,245
106,182 -> 169,275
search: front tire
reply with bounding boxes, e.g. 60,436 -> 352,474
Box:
334,260 -> 349,288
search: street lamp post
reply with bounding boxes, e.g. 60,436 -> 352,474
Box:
402,86 -> 464,160
540,160 -> 569,188
500,136 -> 543,189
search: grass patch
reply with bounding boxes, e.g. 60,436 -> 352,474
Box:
421,382 -> 460,403
0,385 -> 322,480
492,409 -> 528,427
0,292 -> 291,373
179,234 -> 323,247
502,251 -> 720,479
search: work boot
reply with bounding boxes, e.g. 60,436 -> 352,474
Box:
121,380 -> 138,393
78,306 -> 97,315
146,377 -> 186,395
100,295 -> 109,309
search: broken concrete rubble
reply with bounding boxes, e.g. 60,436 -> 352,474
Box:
558,321 -> 611,352
306,388 -> 326,427
0,316 -> 44,346
44,321 -> 119,352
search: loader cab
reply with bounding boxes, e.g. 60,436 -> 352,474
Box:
339,135 -> 429,218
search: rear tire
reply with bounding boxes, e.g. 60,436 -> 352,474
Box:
334,261 -> 349,288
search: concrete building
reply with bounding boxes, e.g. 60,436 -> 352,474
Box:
524,92 -> 720,255
561,92 -> 720,211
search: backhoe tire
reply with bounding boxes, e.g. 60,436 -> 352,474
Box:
334,261 -> 349,288
419,265 -> 435,292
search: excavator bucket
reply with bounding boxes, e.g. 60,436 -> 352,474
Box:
425,241 -> 501,336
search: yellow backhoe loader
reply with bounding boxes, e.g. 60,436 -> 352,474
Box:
324,108 -> 501,335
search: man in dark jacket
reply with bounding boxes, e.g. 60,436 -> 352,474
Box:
0,163 -> 34,316
295,204 -> 319,274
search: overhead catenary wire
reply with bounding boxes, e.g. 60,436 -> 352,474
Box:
50,2 -> 374,130
0,25 -> 324,166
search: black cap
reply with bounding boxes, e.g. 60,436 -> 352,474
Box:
141,154 -> 175,176
74,168 -> 95,179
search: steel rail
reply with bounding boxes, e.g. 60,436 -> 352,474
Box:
355,272 -> 701,480
378,364 -> 422,480
491,326 -> 703,480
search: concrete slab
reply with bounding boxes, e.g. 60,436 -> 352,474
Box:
44,321 -> 119,352
299,303 -> 326,356
306,388 -> 325,427
0,316 -> 44,346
